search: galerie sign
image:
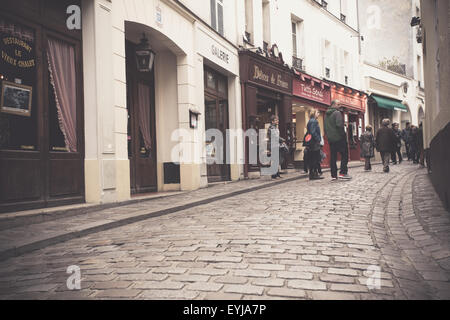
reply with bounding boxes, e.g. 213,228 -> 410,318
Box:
1,36 -> 35,69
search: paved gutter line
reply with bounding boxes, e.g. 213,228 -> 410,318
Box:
0,163 -> 370,262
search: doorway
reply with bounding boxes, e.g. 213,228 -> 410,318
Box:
204,67 -> 230,182
126,41 -> 157,194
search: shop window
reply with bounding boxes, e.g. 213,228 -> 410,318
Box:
0,18 -> 38,151
218,77 -> 227,95
48,73 -> 67,152
47,37 -> 78,153
206,71 -> 216,90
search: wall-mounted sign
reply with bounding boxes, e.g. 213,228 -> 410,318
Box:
156,5 -> 163,27
293,77 -> 331,105
0,81 -> 33,117
211,45 -> 229,64
1,36 -> 35,69
331,88 -> 366,112
248,59 -> 291,94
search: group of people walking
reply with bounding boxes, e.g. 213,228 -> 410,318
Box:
360,120 -> 426,173
268,100 -> 427,181
300,99 -> 427,181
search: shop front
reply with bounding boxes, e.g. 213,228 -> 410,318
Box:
292,71 -> 331,168
368,94 -> 408,131
239,49 -> 293,177
196,25 -> 241,185
0,0 -> 84,213
330,83 -> 367,163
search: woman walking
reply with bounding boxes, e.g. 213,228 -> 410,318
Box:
306,109 -> 324,180
360,125 -> 375,171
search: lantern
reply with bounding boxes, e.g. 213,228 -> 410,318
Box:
135,33 -> 155,72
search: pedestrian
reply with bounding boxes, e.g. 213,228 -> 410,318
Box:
376,119 -> 397,173
306,109 -> 324,180
391,123 -> 403,165
417,122 -> 425,167
303,147 -> 309,174
410,125 -> 419,164
267,115 -> 285,179
360,125 -> 375,171
318,135 -> 325,176
324,100 -> 352,181
402,122 -> 412,161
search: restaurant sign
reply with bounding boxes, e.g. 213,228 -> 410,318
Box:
1,36 -> 35,69
248,59 -> 291,94
293,78 -> 331,105
331,89 -> 366,112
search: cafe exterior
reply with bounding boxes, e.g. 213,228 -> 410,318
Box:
330,82 -> 368,163
291,70 -> 332,168
239,48 -> 293,177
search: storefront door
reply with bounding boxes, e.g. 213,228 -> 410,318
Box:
126,42 -> 157,194
348,114 -> 362,161
0,6 -> 84,213
204,67 -> 230,182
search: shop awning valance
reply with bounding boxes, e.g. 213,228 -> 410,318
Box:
371,94 -> 408,112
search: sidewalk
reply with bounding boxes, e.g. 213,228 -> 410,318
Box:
0,162 -> 368,262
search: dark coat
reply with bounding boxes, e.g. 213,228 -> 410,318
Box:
324,108 -> 346,143
306,118 -> 322,151
417,127 -> 424,150
360,131 -> 375,158
376,126 -> 397,153
393,129 -> 402,149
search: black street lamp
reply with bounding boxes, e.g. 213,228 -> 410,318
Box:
135,33 -> 155,72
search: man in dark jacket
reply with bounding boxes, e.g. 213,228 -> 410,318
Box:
417,122 -> 424,166
391,123 -> 403,165
324,100 -> 351,181
402,122 -> 411,160
409,125 -> 419,164
376,119 -> 397,173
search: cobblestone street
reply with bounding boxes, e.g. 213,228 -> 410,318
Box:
0,162 -> 449,300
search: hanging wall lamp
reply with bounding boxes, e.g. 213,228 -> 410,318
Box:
135,33 -> 156,72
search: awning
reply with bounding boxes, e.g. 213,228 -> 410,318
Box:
371,94 -> 408,112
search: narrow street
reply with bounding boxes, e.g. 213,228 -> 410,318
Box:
0,163 -> 449,300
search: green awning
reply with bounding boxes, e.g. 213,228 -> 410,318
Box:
371,94 -> 408,112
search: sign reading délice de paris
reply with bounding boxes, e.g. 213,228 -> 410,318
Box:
293,78 -> 331,105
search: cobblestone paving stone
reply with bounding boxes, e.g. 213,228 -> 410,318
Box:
0,163 -> 449,300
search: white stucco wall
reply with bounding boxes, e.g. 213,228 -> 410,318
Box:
246,0 -> 362,90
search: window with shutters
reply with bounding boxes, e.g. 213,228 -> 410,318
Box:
210,0 -> 224,36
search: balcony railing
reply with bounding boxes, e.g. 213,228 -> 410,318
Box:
292,56 -> 304,71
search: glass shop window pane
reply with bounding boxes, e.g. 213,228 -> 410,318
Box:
218,77 -> 227,96
0,19 -> 38,151
206,71 -> 216,90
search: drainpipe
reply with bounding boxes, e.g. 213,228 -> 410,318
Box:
356,0 -> 362,55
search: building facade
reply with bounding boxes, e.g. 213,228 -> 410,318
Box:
420,0 -> 450,210
359,0 -> 426,135
0,0 -> 245,213
237,0 -> 364,171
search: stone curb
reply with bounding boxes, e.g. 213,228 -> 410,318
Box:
0,163 -> 372,262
